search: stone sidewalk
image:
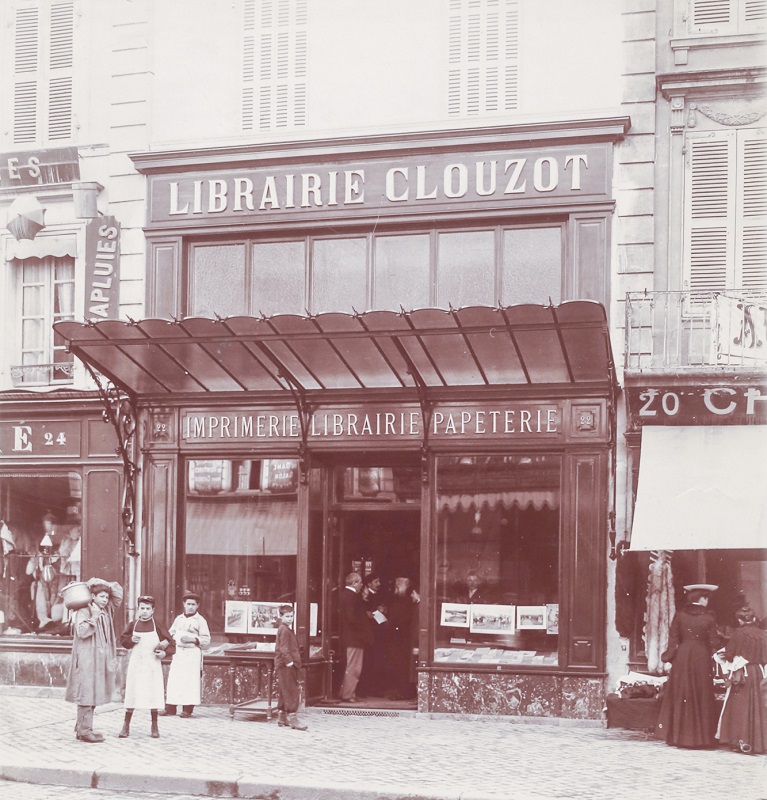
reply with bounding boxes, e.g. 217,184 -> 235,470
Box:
0,695 -> 764,800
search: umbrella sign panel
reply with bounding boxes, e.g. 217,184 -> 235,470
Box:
84,216 -> 120,319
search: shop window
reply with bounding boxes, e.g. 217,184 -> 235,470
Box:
183,459 -> 299,645
252,240 -> 305,315
502,226 -> 562,305
188,244 -> 247,318
241,0 -> 307,131
9,0 -> 75,145
185,222 -> 566,318
433,455 -> 560,667
311,237 -> 367,313
437,230 -> 495,306
687,0 -> 766,35
683,128 -> 767,299
12,256 -> 75,386
448,0 -> 519,117
0,472 -> 82,637
373,234 -> 430,310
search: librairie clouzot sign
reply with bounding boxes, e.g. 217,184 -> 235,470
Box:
148,143 -> 609,225
182,404 -> 562,444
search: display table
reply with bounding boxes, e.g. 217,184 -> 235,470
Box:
225,645 -> 276,720
605,693 -> 661,731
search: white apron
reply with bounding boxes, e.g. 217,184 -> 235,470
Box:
166,620 -> 203,706
123,622 -> 165,710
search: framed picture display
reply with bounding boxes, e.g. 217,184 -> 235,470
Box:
469,604 -> 516,635
224,600 -> 249,634
440,602 -> 471,628
517,606 -> 547,630
247,601 -> 283,635
546,603 -> 559,634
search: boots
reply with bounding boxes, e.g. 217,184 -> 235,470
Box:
277,710 -> 288,727
287,713 -> 307,731
118,720 -> 130,738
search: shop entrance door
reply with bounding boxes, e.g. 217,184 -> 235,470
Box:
310,458 -> 422,709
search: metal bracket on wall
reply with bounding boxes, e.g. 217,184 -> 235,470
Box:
278,370 -> 311,485
82,361 -> 140,555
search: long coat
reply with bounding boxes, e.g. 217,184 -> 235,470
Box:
338,587 -> 373,650
656,603 -> 718,748
717,624 -> 767,754
65,582 -> 124,706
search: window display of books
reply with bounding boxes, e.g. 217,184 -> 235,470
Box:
433,647 -> 557,666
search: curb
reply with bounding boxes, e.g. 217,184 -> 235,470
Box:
0,761 -> 509,800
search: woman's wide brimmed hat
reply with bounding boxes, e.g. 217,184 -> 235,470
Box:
683,584 -> 718,593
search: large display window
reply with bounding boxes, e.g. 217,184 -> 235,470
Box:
184,458 -> 299,644
433,454 -> 560,667
0,472 -> 83,636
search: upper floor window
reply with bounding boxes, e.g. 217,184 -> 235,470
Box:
448,0 -> 519,117
687,0 -> 766,35
242,0 -> 307,131
185,223 -> 563,318
12,256 -> 75,386
9,0 -> 75,146
683,127 -> 767,296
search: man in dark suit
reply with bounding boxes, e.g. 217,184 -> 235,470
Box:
338,572 -> 373,702
454,570 -> 487,604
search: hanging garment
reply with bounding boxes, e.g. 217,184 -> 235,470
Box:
644,551 -> 675,674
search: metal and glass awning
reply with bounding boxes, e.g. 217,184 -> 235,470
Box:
54,302 -> 615,400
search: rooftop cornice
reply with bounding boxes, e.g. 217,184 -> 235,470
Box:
129,116 -> 631,175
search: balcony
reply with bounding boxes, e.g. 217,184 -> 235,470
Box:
624,291 -> 767,373
10,362 -> 75,387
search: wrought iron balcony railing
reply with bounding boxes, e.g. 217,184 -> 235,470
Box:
624,290 -> 767,372
10,362 -> 75,387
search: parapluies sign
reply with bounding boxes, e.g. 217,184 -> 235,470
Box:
5,194 -> 46,241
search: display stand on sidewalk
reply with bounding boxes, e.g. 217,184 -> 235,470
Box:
225,644 -> 276,721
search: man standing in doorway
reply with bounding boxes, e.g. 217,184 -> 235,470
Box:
338,572 -> 372,703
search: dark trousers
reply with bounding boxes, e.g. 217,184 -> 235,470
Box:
276,664 -> 301,713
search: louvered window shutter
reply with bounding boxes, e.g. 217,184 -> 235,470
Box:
13,4 -> 40,144
735,128 -> 767,291
48,0 -> 74,140
740,0 -> 767,31
683,130 -> 737,297
689,0 -> 765,33
11,0 -> 74,146
242,0 -> 307,131
448,0 -> 519,117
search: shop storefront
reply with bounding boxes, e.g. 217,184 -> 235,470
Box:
621,374 -> 767,673
0,394 -> 124,683
55,119 -> 627,718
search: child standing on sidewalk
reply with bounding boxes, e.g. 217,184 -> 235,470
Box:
275,604 -> 307,730
119,596 -> 175,738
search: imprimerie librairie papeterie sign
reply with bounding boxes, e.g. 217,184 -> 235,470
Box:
181,403 -> 567,445
147,143 -> 610,226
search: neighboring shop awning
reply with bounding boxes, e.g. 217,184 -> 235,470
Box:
438,491 -> 559,512
630,426 -> 767,551
54,302 -> 614,399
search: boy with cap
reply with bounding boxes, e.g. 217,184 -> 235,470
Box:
162,591 -> 210,718
119,595 -> 175,738
274,604 -> 307,730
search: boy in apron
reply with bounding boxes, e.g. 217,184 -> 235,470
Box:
162,591 -> 211,718
119,596 -> 175,738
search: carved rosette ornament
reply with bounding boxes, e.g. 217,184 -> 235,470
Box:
688,103 -> 766,128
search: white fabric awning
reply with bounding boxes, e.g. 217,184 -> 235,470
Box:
6,236 -> 77,260
630,426 -> 767,551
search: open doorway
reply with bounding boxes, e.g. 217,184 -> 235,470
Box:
321,462 -> 421,709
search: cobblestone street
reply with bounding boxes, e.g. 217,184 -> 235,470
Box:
0,696 -> 764,799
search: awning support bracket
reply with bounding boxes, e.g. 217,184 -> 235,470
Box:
82,361 -> 140,556
279,370 -> 311,485
392,337 -> 432,484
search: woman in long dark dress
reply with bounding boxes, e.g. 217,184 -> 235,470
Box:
717,607 -> 767,754
656,585 -> 719,749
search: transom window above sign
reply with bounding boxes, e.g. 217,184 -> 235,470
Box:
186,223 -> 563,318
